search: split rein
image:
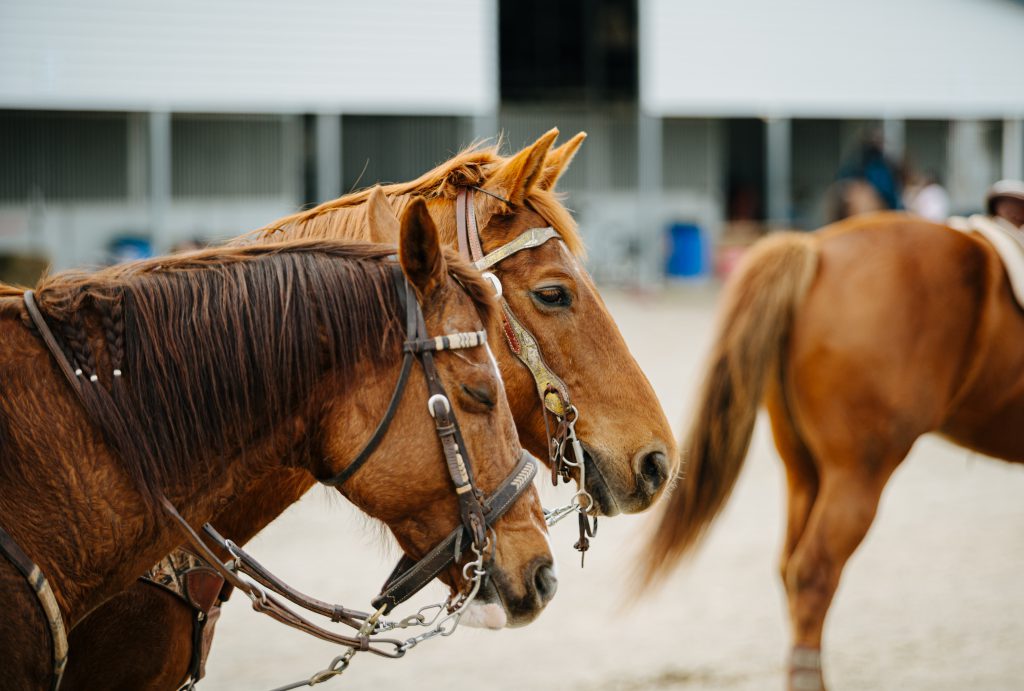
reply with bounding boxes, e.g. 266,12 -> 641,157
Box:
21,264 -> 539,690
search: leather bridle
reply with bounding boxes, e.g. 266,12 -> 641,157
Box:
18,264 -> 539,690
168,265 -> 540,687
456,187 -> 598,562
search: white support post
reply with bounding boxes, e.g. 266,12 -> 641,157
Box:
1003,118 -> 1023,181
315,113 -> 342,203
766,117 -> 791,228
948,119 -> 990,211
638,112 -> 664,284
472,113 -> 499,146
148,111 -> 172,253
883,118 -> 905,161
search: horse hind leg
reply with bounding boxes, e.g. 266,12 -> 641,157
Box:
782,455 -> 901,691
767,386 -> 820,599
780,461 -> 824,691
767,389 -> 825,690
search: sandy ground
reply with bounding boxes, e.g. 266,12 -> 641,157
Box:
202,287 -> 1024,691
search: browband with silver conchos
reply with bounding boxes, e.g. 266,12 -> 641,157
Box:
473,227 -> 561,271
403,330 -> 486,353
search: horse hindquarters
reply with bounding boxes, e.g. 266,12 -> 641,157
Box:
62,584 -> 195,691
773,216 -> 994,690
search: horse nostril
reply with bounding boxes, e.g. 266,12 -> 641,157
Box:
533,562 -> 558,605
639,451 -> 670,498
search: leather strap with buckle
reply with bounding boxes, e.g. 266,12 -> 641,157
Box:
455,188 -> 572,418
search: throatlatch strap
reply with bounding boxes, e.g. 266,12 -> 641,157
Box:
456,188 -> 471,258
372,451 -> 537,612
323,353 -> 416,487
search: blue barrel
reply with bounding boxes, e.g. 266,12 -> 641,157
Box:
665,222 -> 708,278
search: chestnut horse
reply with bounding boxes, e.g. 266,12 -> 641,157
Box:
256,128 -> 676,513
1,207 -> 553,690
65,130 -> 677,690
640,211 -> 1024,690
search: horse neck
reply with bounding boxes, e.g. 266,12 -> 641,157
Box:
189,345 -> 405,551
0,300 -> 340,625
205,467 -> 317,547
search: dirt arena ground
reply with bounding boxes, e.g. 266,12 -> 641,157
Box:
203,287 -> 1024,691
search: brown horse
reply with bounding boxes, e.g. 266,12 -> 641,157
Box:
256,128 -> 677,513
64,131 -> 676,690
1,205 -> 553,690
640,211 -> 1024,690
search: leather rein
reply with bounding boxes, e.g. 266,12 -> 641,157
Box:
17,264 -> 538,690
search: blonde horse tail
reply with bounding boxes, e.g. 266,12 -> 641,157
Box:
637,232 -> 819,587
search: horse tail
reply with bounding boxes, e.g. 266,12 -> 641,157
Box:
637,232 -> 819,587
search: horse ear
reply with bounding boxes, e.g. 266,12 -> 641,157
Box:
365,186 -> 399,243
486,128 -> 559,205
539,131 -> 586,191
399,197 -> 447,299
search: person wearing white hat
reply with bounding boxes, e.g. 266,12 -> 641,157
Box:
986,179 -> 1024,229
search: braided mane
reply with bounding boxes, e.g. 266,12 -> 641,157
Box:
12,240 -> 494,506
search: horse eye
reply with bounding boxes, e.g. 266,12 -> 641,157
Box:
461,384 -> 495,409
531,286 -> 572,308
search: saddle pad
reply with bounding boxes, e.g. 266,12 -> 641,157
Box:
948,214 -> 1024,308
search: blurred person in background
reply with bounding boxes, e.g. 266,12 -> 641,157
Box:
825,177 -> 885,222
987,179 -> 1024,230
904,171 -> 950,222
837,129 -> 904,211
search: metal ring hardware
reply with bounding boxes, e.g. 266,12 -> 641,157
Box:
481,271 -> 503,299
426,393 -> 451,418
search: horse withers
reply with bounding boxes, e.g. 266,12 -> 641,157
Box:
0,200 -> 553,690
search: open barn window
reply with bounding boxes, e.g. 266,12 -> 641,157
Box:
499,0 -> 637,103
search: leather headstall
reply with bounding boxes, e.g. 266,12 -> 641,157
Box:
20,265 -> 538,670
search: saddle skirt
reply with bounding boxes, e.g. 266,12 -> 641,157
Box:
143,548 -> 226,614
948,214 -> 1024,308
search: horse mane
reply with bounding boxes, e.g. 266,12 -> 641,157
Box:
19,240 -> 495,507
247,142 -> 584,256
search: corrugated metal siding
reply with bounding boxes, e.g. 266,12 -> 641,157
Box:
662,118 -> 713,192
905,120 -> 950,180
340,115 -> 472,191
0,0 -> 497,114
0,110 -> 130,201
499,106 -> 638,191
171,115 -> 291,199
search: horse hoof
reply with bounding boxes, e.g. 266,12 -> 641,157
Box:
789,647 -> 825,691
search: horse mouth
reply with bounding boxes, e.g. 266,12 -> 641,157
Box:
581,445 -> 621,517
460,578 -> 509,629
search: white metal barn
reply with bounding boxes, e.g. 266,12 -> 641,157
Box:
1,0 -> 1022,280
